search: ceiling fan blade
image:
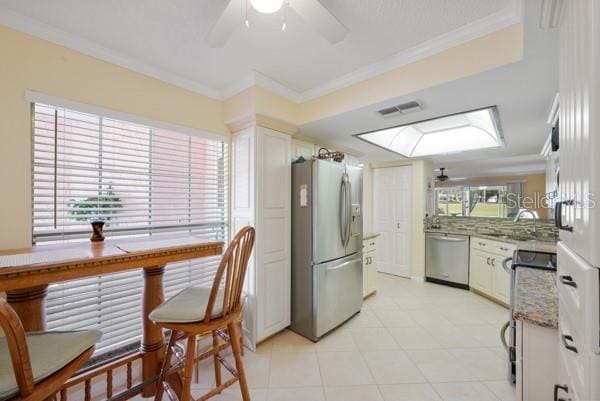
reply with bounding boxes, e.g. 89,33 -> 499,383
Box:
289,0 -> 347,44
206,0 -> 245,48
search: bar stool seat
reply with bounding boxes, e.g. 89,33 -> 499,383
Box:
150,287 -> 224,324
0,329 -> 101,400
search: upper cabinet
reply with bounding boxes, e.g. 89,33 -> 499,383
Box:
292,139 -> 315,161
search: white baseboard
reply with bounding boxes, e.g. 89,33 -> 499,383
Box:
411,276 -> 425,282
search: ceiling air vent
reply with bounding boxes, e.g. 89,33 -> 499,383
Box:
376,101 -> 422,118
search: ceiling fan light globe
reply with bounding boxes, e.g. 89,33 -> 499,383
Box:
250,0 -> 284,14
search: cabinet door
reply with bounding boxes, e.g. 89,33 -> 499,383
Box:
292,139 -> 314,161
558,0 -> 600,265
491,256 -> 510,304
470,249 -> 492,293
367,251 -> 378,295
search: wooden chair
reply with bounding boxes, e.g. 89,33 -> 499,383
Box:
151,226 -> 255,401
0,298 -> 101,401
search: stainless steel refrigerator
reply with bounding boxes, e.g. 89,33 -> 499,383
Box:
291,157 -> 363,341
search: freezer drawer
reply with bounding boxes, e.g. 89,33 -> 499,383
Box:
425,233 -> 469,287
314,254 -> 363,338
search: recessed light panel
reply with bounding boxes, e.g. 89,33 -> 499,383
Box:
355,106 -> 504,157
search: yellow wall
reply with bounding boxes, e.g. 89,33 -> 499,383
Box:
0,25 -> 228,249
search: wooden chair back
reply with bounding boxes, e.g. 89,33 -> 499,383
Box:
0,298 -> 35,398
203,226 -> 255,324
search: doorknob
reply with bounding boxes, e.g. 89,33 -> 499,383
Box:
396,223 -> 401,229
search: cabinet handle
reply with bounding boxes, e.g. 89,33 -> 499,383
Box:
555,200 -> 574,232
561,334 -> 578,353
486,257 -> 491,266
554,384 -> 569,401
559,275 -> 578,288
491,258 -> 496,267
499,247 -> 509,252
478,242 -> 486,246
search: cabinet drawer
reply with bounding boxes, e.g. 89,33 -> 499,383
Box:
363,238 -> 377,254
557,242 -> 600,352
559,313 -> 587,399
471,237 -> 515,258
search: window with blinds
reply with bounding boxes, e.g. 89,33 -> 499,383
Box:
32,103 -> 228,354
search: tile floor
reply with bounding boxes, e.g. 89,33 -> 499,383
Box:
137,273 -> 516,401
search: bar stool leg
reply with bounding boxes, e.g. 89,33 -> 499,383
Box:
155,331 -> 177,401
212,331 -> 222,389
181,335 -> 197,401
228,322 -> 250,401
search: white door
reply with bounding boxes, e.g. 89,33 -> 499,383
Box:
373,166 -> 412,277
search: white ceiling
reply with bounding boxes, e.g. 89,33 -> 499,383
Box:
300,0 -> 558,176
0,0 -> 513,97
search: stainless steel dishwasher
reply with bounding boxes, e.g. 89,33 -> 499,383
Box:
425,233 -> 470,289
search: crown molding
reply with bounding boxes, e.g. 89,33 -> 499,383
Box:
221,71 -> 303,102
1,0 -> 522,104
299,0 -> 523,101
0,8 -> 223,100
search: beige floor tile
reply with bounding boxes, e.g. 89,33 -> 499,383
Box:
387,327 -> 442,350
408,311 -> 454,327
362,349 -> 427,384
378,383 -> 443,401
373,309 -> 420,328
350,327 -> 399,351
432,381 -> 499,401
317,351 -> 374,385
405,350 -> 477,383
267,386 -> 325,401
269,352 -> 322,387
270,329 -> 316,353
425,325 -> 483,348
344,308 -> 384,329
458,324 -> 504,347
448,348 -> 507,381
324,385 -> 384,401
315,328 -> 358,352
483,380 -> 516,401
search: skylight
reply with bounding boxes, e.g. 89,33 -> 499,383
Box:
355,106 -> 504,157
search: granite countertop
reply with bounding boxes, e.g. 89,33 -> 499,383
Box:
363,232 -> 380,240
513,268 -> 558,329
424,228 -> 557,254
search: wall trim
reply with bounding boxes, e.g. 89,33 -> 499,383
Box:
1,1 -> 522,104
0,8 -> 223,100
411,276 -> 425,283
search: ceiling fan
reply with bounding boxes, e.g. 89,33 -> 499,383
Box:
207,0 -> 348,47
436,168 -> 449,182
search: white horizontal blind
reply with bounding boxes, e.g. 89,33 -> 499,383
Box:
32,103 -> 228,354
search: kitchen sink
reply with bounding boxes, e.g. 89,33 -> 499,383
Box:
484,233 -> 532,241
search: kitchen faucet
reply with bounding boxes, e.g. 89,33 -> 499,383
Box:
514,209 -> 538,238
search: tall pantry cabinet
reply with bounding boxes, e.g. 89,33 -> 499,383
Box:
231,125 -> 292,349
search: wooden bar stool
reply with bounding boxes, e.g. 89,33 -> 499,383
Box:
0,298 -> 101,401
150,226 -> 255,401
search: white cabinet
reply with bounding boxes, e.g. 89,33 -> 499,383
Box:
232,125 -> 291,347
557,0 -> 600,266
469,237 -> 514,305
292,139 -> 314,161
362,236 -> 378,297
516,320 -> 558,401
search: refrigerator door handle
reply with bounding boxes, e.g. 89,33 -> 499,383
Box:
340,175 -> 348,247
345,176 -> 352,248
